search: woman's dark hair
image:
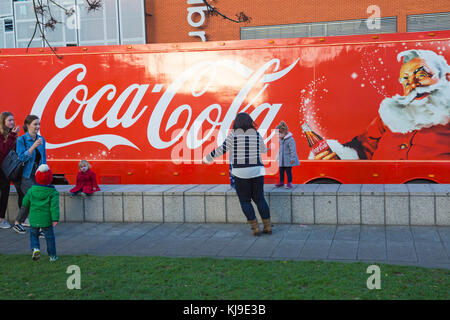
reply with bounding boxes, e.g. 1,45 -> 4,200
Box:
232,113 -> 257,131
0,111 -> 14,138
23,115 -> 39,133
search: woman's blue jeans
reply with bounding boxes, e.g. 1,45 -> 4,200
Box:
30,226 -> 57,257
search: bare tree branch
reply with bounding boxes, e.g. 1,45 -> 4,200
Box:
27,0 -> 104,59
30,0 -> 62,58
202,0 -> 251,23
85,0 -> 102,12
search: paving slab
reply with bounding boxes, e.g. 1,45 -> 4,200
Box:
386,226 -> 413,242
264,224 -> 291,239
410,226 -> 441,242
271,239 -> 305,259
186,225 -> 218,239
357,240 -> 387,260
284,225 -> 311,240
299,240 -> 332,259
308,225 -> 336,240
217,238 -> 257,257
190,238 -> 234,257
359,226 -> 385,241
442,242 -> 450,259
414,241 -> 450,264
387,241 -> 417,262
164,238 -> 208,256
334,225 -> 361,241
437,227 -> 450,242
139,223 -> 183,239
244,237 -> 282,258
328,240 -> 359,260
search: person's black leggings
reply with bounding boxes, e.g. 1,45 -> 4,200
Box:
0,171 -> 22,220
279,166 -> 293,184
234,175 -> 270,221
15,175 -> 35,224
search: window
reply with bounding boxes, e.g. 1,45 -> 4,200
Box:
14,0 -> 44,48
0,0 -> 13,17
43,0 -> 78,47
0,18 -> 15,48
118,0 -> 146,44
241,17 -> 397,40
407,12 -> 450,32
77,0 -> 119,46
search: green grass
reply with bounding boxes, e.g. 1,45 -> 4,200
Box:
1,254 -> 448,300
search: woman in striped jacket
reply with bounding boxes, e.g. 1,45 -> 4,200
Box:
203,113 -> 271,236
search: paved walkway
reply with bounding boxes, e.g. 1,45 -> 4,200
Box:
1,223 -> 449,269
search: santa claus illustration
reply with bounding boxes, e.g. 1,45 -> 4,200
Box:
313,49 -> 450,160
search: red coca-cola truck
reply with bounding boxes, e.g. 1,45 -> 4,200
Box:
0,30 -> 449,184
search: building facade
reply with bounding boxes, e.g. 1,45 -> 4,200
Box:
145,0 -> 450,43
1,0 -> 449,48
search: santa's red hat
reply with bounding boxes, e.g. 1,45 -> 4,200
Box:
35,164 -> 53,185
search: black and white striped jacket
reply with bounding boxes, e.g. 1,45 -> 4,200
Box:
205,129 -> 267,168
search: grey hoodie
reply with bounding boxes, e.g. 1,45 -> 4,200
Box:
278,132 -> 300,167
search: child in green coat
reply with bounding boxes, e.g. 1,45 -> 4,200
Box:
22,164 -> 60,262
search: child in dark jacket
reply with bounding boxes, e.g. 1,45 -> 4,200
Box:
70,160 -> 100,198
22,164 -> 60,262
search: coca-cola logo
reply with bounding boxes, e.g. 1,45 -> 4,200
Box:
31,58 -> 299,154
311,140 -> 328,155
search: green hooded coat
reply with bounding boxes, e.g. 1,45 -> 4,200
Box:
22,185 -> 60,228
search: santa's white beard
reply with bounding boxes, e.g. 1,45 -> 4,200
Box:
379,80 -> 450,133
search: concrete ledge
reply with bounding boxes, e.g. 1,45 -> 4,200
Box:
6,184 -> 450,226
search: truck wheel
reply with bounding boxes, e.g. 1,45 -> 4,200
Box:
307,178 -> 341,184
404,179 -> 437,184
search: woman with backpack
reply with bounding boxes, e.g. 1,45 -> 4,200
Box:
12,115 -> 47,234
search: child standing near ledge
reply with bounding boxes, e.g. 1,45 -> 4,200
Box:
22,164 -> 59,262
70,160 -> 100,199
275,121 -> 300,189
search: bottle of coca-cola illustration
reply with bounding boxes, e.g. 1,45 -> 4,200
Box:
301,123 -> 340,160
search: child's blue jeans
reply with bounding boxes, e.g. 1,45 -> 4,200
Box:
30,226 -> 57,257
279,166 -> 293,184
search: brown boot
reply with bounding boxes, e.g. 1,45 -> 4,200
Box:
248,219 -> 261,236
262,219 -> 272,234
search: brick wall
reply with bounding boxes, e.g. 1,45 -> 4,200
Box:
144,0 -> 449,43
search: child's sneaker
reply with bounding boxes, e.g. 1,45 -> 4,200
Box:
49,256 -> 58,262
285,183 -> 294,189
32,249 -> 40,261
275,182 -> 284,187
80,192 -> 87,199
12,224 -> 26,234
